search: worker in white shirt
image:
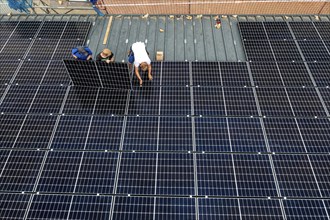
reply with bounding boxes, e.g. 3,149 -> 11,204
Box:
128,42 -> 152,86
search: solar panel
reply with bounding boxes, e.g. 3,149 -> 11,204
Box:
13,115 -> 57,149
310,155 -> 330,197
198,198 -> 240,220
0,193 -> 30,219
61,21 -> 91,40
112,197 -> 154,220
0,38 -> 33,60
0,85 -> 38,113
243,41 -> 275,62
220,62 -> 251,87
277,62 -> 313,87
319,88 -> 330,111
13,60 -> 49,84
123,116 -> 158,151
239,22 -> 268,41
161,87 -> 191,115
298,41 -> 330,62
0,60 -> 20,84
273,154 -> 321,197
62,87 -> 98,115
286,87 -> 327,117
64,60 -> 101,88
195,117 -> 230,152
314,22 -> 330,40
193,87 -> 225,116
256,87 -> 294,117
289,22 -> 321,40
239,199 -> 284,219
0,21 -> 18,39
29,85 -> 68,114
37,21 -> 67,39
264,22 -> 293,40
131,62 -> 161,87
85,116 -> 124,150
51,115 -> 91,150
93,89 -> 128,115
95,61 -> 131,90
0,150 -> 45,191
128,87 -> 160,115
196,154 -> 237,196
158,117 -> 192,151
224,87 -> 258,116
53,39 -> 85,60
192,61 -> 221,86
157,153 -> 194,195
10,21 -> 42,39
263,118 -> 305,153
308,62 -> 330,87
26,39 -> 59,60
250,62 -> 283,87
162,61 -> 190,86
42,60 -> 71,85
228,118 -> 267,152
296,118 -> 330,153
283,199 -> 328,220
0,115 -> 25,148
116,152 -> 156,194
270,40 -> 303,62
0,85 -> 7,98
155,197 -> 196,219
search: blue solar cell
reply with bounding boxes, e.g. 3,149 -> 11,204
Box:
27,194 -> 72,219
228,118 -> 267,152
86,116 -> 124,150
0,115 -> 25,148
273,155 -> 321,197
117,152 -> 156,195
161,87 -> 191,116
123,116 -> 158,151
195,117 -> 230,152
51,116 -> 91,150
14,115 -> 57,149
283,200 -> 328,220
155,197 -> 196,220
0,85 -> 38,113
158,117 -> 192,151
263,118 -> 306,153
37,151 -> 83,193
234,154 -> 278,197
224,87 -> 258,116
112,197 -> 154,220
75,152 -> 118,194
0,193 -> 30,220
310,155 -> 330,197
198,198 -> 240,220
69,196 -> 113,220
240,199 -> 284,220
128,87 -> 160,115
193,87 -> 225,116
196,154 -> 236,196
0,150 -> 45,191
157,153 -> 195,195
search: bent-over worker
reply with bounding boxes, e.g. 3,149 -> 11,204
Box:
72,46 -> 93,61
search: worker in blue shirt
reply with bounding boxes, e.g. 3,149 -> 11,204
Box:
72,46 -> 93,61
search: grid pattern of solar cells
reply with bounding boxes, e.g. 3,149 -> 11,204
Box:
1,20 -> 330,219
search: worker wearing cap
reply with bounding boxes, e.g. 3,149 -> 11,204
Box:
128,42 -> 152,86
72,46 -> 93,61
96,48 -> 115,63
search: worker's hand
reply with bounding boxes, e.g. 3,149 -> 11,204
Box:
139,79 -> 143,87
148,74 -> 153,80
106,60 -> 111,64
87,55 -> 92,60
73,55 -> 78,59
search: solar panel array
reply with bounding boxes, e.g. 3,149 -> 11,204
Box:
1,20 -> 330,219
64,60 -> 132,90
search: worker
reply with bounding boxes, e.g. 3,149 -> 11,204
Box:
128,42 -> 152,86
96,48 -> 115,63
72,46 -> 93,61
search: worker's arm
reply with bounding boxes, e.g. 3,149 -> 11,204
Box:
148,64 -> 152,77
72,48 -> 78,59
135,66 -> 143,85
